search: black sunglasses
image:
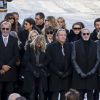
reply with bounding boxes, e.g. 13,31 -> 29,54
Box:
73,27 -> 81,30
83,33 -> 90,36
1,28 -> 9,30
46,31 -> 54,34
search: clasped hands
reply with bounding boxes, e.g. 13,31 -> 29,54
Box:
0,65 -> 10,75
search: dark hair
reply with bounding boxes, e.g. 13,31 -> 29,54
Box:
4,13 -> 16,31
35,12 -> 45,19
72,22 -> 83,29
94,18 -> 100,26
65,89 -> 79,100
45,26 -> 54,34
24,17 -> 35,25
16,96 -> 26,100
12,12 -> 19,16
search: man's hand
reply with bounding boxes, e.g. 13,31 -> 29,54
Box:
2,65 -> 10,72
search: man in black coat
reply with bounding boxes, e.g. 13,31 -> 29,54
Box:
46,29 -> 72,100
91,18 -> 100,41
0,21 -> 19,100
72,28 -> 100,100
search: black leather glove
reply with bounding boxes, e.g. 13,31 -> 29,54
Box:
33,70 -> 40,78
79,72 -> 87,78
61,72 -> 70,79
56,71 -> 64,78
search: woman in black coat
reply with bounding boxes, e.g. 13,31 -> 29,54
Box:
23,35 -> 47,100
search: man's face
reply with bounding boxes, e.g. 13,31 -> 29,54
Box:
81,29 -> 90,41
1,23 -> 11,37
57,30 -> 66,43
95,21 -> 100,32
35,15 -> 44,25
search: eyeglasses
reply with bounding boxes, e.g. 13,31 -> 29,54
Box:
82,33 -> 90,36
1,28 -> 10,30
73,27 -> 81,30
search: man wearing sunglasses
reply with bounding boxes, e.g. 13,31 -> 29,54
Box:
0,21 -> 19,100
72,28 -> 99,100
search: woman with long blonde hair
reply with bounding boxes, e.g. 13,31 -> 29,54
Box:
23,35 -> 47,100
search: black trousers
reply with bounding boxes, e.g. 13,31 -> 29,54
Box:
51,91 -> 66,100
78,89 -> 94,100
0,82 -> 14,100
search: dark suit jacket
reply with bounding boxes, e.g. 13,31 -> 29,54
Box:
0,35 -> 19,82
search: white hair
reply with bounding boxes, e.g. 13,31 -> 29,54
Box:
8,93 -> 21,100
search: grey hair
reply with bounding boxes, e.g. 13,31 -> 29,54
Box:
81,28 -> 90,34
56,28 -> 66,36
8,93 -> 21,100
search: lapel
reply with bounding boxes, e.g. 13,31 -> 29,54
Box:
0,36 -> 6,47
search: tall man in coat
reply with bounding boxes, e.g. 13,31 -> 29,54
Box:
72,28 -> 100,100
0,21 -> 19,100
46,28 -> 72,100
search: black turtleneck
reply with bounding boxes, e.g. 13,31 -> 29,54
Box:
82,39 -> 90,59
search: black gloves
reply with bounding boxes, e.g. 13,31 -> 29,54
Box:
33,70 -> 40,78
56,71 -> 64,78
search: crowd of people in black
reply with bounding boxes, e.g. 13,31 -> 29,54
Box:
0,11 -> 100,100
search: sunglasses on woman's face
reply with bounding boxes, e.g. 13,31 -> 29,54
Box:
8,17 -> 14,20
46,32 -> 54,35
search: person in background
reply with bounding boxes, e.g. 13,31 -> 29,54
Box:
12,12 -> 22,33
91,18 -> 100,41
16,96 -> 26,100
65,89 -> 79,100
57,17 -> 69,35
45,26 -> 55,44
35,12 -> 45,32
4,13 -> 18,32
8,93 -> 21,100
68,22 -> 83,42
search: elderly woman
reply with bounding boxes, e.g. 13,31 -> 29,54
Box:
23,35 -> 47,100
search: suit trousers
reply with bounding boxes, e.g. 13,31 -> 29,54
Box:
0,82 -> 14,100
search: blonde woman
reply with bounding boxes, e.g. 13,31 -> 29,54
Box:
24,30 -> 39,50
23,35 -> 47,100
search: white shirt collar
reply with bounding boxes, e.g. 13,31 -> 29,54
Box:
2,35 -> 9,43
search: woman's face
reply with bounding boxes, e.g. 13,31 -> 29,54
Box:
36,41 -> 42,48
30,32 -> 38,41
72,24 -> 81,34
57,19 -> 65,28
24,21 -> 32,31
45,20 -> 51,28
46,32 -> 53,39
8,16 -> 15,24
